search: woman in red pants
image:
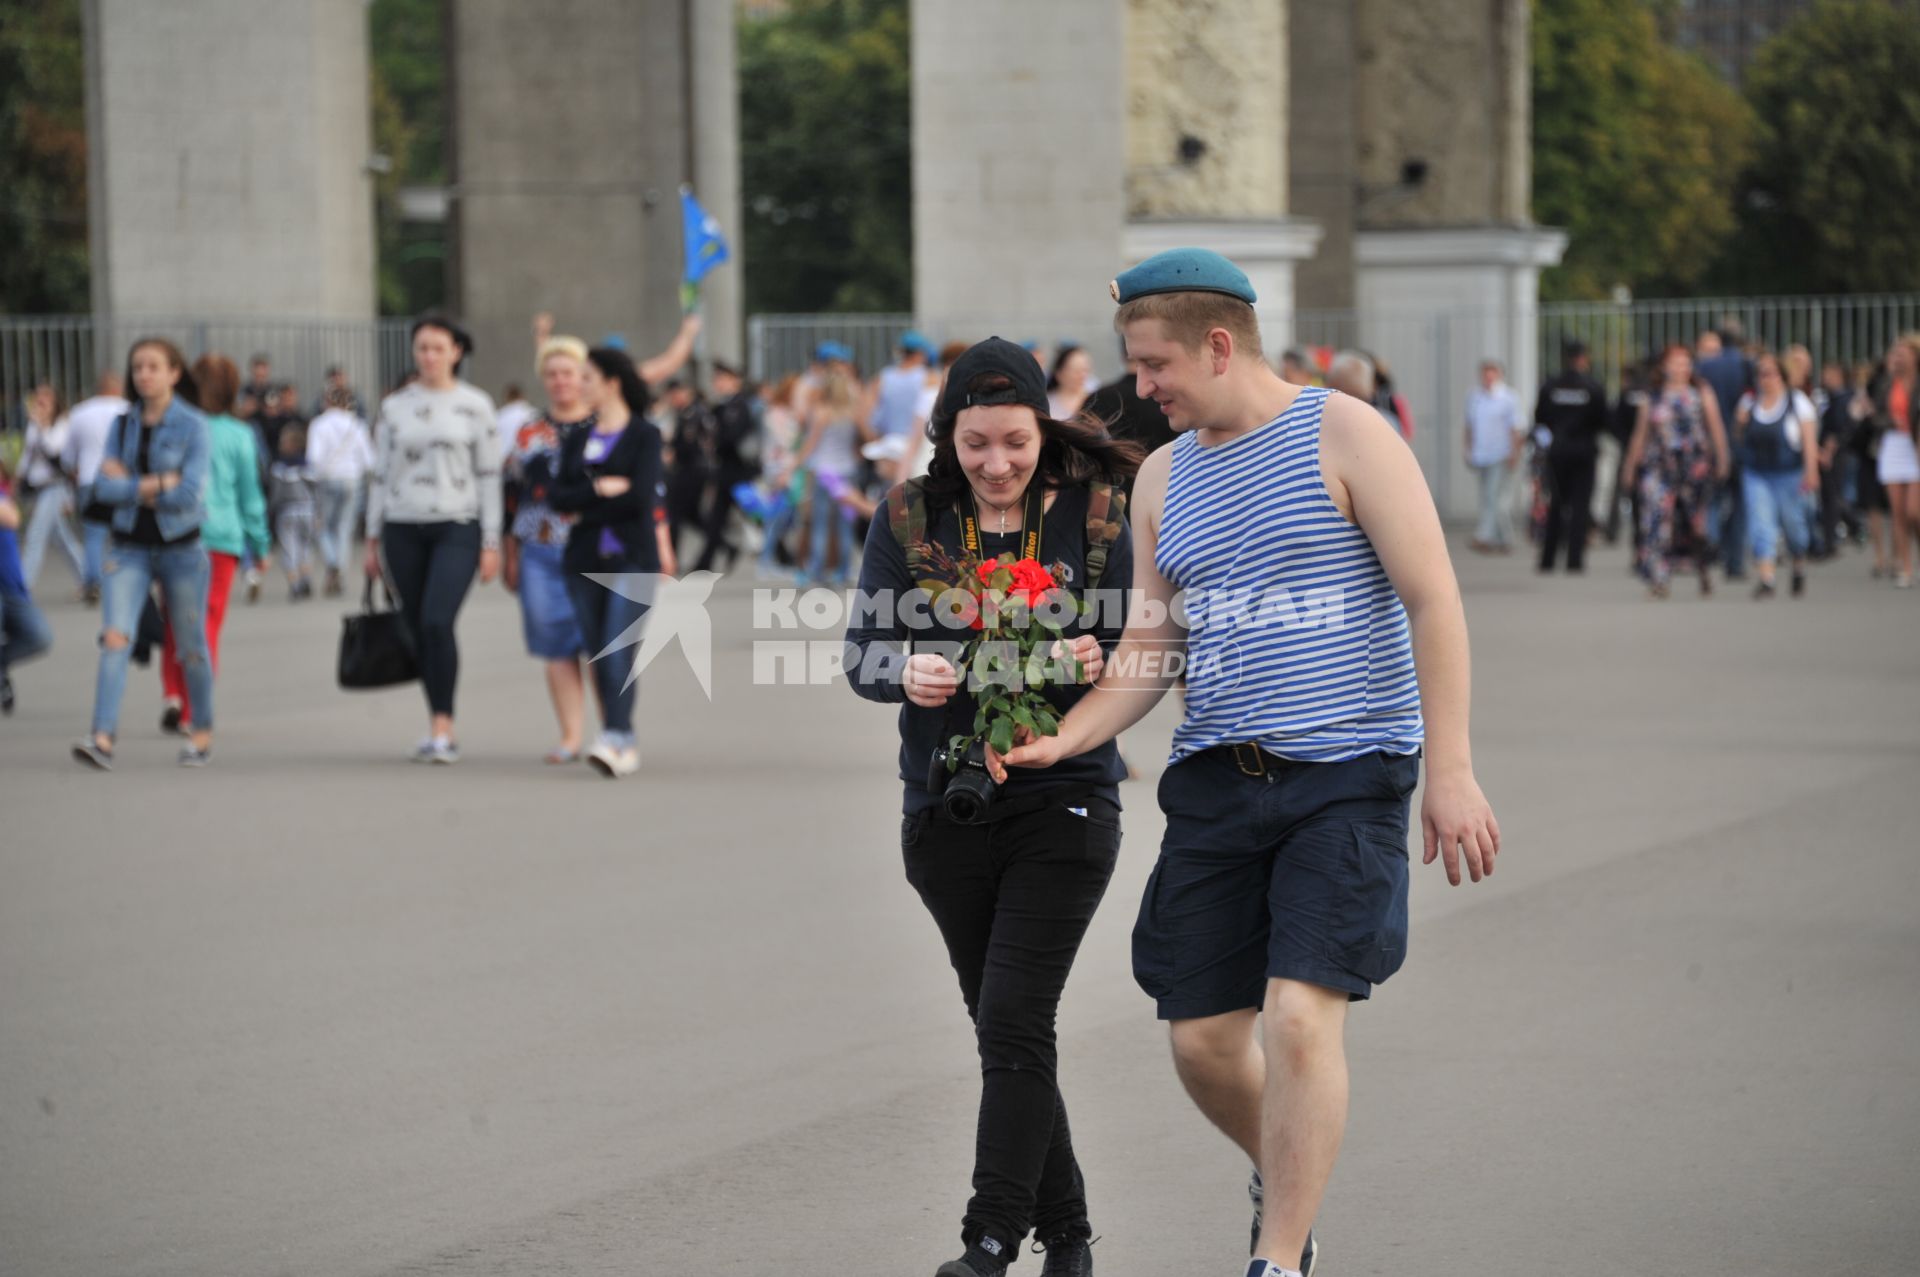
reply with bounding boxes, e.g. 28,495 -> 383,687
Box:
159,354 -> 270,733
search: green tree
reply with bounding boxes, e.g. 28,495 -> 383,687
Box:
1712,0 -> 1920,293
739,0 -> 910,313
369,0 -> 449,315
0,0 -> 88,312
1532,0 -> 1755,299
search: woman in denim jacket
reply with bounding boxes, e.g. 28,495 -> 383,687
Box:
73,338 -> 215,771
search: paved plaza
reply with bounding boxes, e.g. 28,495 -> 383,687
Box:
2,538 -> 1916,1276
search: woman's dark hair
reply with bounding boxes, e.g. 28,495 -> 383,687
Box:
1045,343 -> 1084,391
586,345 -> 652,418
921,371 -> 1144,504
410,314 -> 473,374
126,337 -> 200,410
191,353 -> 240,415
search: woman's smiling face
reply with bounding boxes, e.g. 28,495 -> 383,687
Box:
954,404 -> 1041,505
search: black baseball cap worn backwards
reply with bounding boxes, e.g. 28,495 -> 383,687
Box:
937,336 -> 1051,421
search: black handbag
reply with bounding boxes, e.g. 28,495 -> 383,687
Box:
337,579 -> 418,689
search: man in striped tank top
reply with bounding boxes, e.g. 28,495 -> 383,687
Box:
995,249 -> 1501,1277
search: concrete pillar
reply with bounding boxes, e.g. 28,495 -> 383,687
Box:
1287,0 -> 1356,312
1123,0 -> 1321,353
82,0 -> 376,321
690,0 -> 744,368
450,0 -> 739,394
911,0 -> 1128,370
1351,0 -> 1564,519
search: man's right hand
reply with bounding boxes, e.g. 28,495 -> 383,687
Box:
989,725 -> 1072,783
903,653 -> 958,708
364,539 -> 381,581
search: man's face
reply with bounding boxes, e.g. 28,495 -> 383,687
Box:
1124,319 -> 1218,434
1480,364 -> 1501,390
1279,356 -> 1308,386
669,387 -> 694,410
250,362 -> 270,386
713,371 -> 742,398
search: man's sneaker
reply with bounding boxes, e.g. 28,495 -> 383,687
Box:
246,570 -> 262,604
160,702 -> 185,736
412,736 -> 459,764
72,741 -> 114,771
1244,1250 -> 1317,1277
1300,1232 -> 1318,1276
0,673 -> 13,715
936,1240 -> 1010,1277
1034,1233 -> 1094,1277
177,743 -> 212,768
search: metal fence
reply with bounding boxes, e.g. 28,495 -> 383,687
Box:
0,315 -> 413,428
1537,294 -> 1920,393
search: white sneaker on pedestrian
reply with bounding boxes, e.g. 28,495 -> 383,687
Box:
586,739 -> 640,778
412,736 -> 459,764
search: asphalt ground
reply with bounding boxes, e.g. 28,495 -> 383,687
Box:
2,535 -> 1916,1276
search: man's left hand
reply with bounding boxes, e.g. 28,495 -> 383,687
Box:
1421,767 -> 1500,885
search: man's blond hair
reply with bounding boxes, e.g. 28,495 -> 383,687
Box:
1114,291 -> 1264,361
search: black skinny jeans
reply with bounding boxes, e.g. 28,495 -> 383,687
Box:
380,520 -> 480,717
1540,449 -> 1597,571
902,794 -> 1121,1256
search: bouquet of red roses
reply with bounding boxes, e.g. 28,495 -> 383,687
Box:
913,543 -> 1087,769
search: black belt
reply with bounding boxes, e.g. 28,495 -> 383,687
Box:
1205,743 -> 1305,779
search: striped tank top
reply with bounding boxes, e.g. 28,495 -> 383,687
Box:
1156,386 -> 1423,764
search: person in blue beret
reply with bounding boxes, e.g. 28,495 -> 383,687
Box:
997,246 -> 1502,1277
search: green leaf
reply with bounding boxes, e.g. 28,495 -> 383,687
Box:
1011,704 -> 1036,731
989,717 -> 1015,755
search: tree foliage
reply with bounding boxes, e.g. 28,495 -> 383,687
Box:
0,0 -> 88,312
1532,0 -> 1755,299
369,0 -> 449,315
1711,0 -> 1920,293
739,0 -> 910,313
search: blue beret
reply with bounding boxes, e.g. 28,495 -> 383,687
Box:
1111,248 -> 1257,306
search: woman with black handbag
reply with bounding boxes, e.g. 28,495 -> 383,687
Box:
361,316 -> 503,763
546,346 -> 663,779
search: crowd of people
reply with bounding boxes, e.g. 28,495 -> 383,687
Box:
1457,323 -> 1920,599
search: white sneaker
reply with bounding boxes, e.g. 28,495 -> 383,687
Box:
586,741 -> 640,778
412,736 -> 459,764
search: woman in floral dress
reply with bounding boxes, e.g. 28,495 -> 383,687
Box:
1624,344 -> 1730,598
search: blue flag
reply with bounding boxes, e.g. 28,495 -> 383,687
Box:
681,188 -> 731,286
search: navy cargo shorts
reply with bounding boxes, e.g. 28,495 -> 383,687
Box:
1132,746 -> 1420,1015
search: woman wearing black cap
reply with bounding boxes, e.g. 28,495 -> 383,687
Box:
843,337 -> 1142,1277
363,315 -> 503,763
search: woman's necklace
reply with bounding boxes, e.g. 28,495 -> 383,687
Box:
978,491 -> 1020,532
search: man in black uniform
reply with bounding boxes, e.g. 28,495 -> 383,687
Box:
693,361 -> 761,573
1534,341 -> 1611,573
663,379 -> 716,564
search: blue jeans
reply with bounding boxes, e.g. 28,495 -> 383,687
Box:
1742,468 -> 1811,565
805,476 -> 854,584
81,517 -> 108,592
0,589 -> 54,673
316,479 -> 358,572
1718,463 -> 1748,575
93,540 -> 212,737
565,569 -> 651,740
21,484 -> 84,589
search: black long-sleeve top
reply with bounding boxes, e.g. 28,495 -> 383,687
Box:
548,418 -> 664,574
844,484 -> 1133,816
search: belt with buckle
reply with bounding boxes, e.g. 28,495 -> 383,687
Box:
1212,742 -> 1294,777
